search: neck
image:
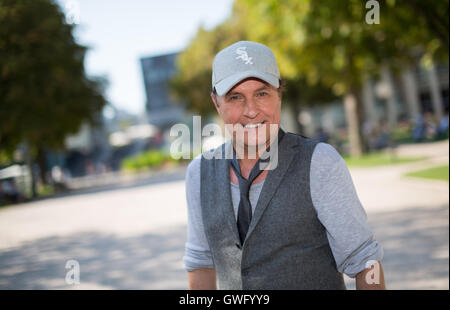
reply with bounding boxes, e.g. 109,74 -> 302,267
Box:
229,127 -> 283,181
233,142 -> 267,161
229,148 -> 266,182
232,126 -> 281,162
231,139 -> 271,180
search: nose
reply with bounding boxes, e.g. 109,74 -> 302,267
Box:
243,97 -> 258,119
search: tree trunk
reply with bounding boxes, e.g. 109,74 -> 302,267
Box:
290,102 -> 305,135
37,147 -> 48,185
343,90 -> 366,157
25,143 -> 37,198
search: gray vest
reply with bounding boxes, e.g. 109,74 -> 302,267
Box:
200,132 -> 346,290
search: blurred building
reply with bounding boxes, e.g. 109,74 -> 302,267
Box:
63,119 -> 111,177
139,51 -> 448,154
298,62 -> 449,141
140,52 -> 185,131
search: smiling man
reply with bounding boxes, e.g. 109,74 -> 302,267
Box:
183,41 -> 385,290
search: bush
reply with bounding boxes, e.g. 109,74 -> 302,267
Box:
392,125 -> 413,144
121,149 -> 181,172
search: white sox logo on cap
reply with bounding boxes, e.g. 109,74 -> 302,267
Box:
235,47 -> 253,65
212,41 -> 279,96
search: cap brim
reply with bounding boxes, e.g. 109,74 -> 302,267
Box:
214,71 -> 279,96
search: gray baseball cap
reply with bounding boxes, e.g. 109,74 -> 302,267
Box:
212,41 -> 280,96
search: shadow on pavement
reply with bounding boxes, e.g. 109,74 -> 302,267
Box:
0,204 -> 448,290
367,204 -> 449,289
0,225 -> 188,290
25,168 -> 188,205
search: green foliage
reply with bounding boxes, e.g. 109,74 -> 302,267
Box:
391,125 -> 413,144
343,152 -> 426,167
37,183 -> 54,197
170,0 -> 449,155
0,149 -> 10,166
170,9 -> 248,117
405,165 -> 449,182
0,0 -> 107,158
240,0 -> 448,95
121,149 -> 180,172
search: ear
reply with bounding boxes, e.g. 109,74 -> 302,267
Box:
276,85 -> 283,101
211,93 -> 220,113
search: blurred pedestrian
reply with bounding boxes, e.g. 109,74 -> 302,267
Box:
437,113 -> 449,140
424,112 -> 437,140
412,113 -> 426,142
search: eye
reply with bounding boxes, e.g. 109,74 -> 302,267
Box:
227,94 -> 243,102
257,91 -> 269,97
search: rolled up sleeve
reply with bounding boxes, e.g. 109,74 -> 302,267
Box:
183,156 -> 215,271
310,143 -> 384,278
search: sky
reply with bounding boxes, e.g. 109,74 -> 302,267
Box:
56,0 -> 235,115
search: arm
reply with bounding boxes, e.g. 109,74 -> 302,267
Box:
355,261 -> 386,290
310,143 -> 385,282
188,268 -> 217,290
183,157 -> 216,288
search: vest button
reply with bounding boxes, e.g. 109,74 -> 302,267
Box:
235,242 -> 242,250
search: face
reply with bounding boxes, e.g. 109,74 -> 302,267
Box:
212,78 -> 281,152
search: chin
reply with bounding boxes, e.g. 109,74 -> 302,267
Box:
232,123 -> 278,153
244,132 -> 268,147
238,131 -> 271,156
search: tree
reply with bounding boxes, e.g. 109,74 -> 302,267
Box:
171,0 -> 448,155
0,0 -> 107,197
232,0 -> 339,134
238,0 -> 448,156
170,0 -> 336,134
170,6 -> 248,117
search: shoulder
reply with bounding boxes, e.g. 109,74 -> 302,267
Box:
312,142 -> 345,166
310,142 -> 348,180
285,131 -> 320,148
199,139 -> 233,161
283,132 -> 322,160
186,138 -> 230,177
281,133 -> 346,175
186,153 -> 202,182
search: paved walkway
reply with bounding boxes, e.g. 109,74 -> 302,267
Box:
0,141 -> 448,289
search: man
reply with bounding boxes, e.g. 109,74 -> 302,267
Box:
183,41 -> 385,290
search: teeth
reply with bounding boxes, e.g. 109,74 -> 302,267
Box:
244,123 -> 263,129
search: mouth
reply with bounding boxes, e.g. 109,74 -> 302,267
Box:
242,121 -> 266,129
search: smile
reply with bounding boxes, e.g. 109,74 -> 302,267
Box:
243,121 -> 266,129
